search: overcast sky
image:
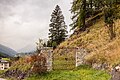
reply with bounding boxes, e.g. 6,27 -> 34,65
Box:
0,0 -> 72,52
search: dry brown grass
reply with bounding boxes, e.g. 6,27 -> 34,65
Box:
58,18 -> 120,67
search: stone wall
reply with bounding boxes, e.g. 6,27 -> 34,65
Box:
76,48 -> 89,67
53,47 -> 89,70
40,47 -> 89,70
40,47 -> 53,71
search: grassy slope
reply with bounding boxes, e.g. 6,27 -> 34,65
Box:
25,65 -> 110,80
9,57 -> 32,72
58,18 -> 120,67
6,55 -> 111,80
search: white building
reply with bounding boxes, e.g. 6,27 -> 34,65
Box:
0,60 -> 10,70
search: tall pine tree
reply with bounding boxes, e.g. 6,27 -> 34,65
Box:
48,5 -> 68,48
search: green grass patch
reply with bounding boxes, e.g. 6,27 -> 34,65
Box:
25,65 -> 111,80
2,58 -> 11,61
0,70 -> 7,75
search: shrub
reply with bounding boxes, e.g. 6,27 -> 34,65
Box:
31,53 -> 47,74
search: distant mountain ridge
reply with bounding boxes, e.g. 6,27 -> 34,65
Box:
0,44 -> 17,57
17,38 -> 48,53
17,44 -> 36,53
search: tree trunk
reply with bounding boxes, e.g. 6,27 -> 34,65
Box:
82,0 -> 86,31
109,23 -> 115,40
90,0 -> 93,9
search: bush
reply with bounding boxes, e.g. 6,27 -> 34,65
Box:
31,53 -> 47,74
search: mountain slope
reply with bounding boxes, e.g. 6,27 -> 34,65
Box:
0,44 -> 17,57
17,44 -> 36,53
58,18 -> 120,67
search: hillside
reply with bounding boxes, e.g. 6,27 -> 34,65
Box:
58,18 -> 120,68
0,44 -> 17,57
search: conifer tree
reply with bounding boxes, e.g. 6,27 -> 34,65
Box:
48,5 -> 68,48
71,0 -> 119,33
71,0 -> 86,31
104,0 -> 119,40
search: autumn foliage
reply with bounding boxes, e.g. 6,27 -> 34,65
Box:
29,53 -> 47,73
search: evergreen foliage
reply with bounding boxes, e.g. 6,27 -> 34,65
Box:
48,5 -> 68,48
71,0 -> 120,39
104,0 -> 120,39
71,0 -> 86,31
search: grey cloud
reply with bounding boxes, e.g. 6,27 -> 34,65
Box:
0,0 -> 72,52
0,0 -> 17,19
